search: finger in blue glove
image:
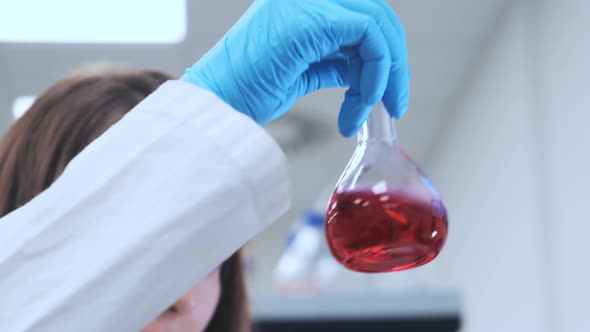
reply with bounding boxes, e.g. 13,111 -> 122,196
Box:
181,0 -> 410,138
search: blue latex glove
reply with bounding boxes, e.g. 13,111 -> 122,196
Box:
181,0 -> 410,137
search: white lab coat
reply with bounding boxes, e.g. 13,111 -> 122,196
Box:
0,81 -> 291,332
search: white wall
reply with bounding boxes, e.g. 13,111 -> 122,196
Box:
536,0 -> 590,331
427,2 -> 546,331
428,0 -> 590,331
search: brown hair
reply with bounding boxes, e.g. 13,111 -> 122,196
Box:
0,67 -> 250,332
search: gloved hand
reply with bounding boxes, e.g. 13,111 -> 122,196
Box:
181,0 -> 410,137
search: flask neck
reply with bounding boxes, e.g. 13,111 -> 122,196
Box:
358,102 -> 397,145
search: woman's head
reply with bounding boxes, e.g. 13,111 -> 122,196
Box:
0,67 -> 249,332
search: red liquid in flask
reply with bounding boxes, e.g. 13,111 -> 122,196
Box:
325,191 -> 448,273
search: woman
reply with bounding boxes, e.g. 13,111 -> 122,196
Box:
0,69 -> 249,331
0,1 -> 410,331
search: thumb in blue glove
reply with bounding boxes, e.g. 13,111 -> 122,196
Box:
181,0 -> 410,137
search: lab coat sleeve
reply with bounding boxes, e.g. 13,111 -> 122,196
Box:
0,81 -> 291,332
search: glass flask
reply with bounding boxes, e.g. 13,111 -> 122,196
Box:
325,102 -> 449,273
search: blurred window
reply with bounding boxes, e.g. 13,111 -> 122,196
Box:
0,0 -> 186,44
12,96 -> 35,119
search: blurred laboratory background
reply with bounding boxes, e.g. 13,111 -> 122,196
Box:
1,0 -> 589,331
